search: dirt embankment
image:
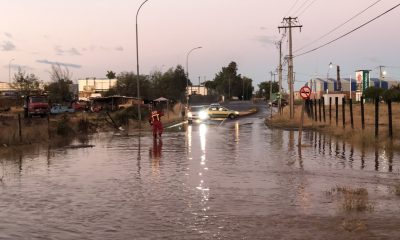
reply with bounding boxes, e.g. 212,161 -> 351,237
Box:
0,106 -> 185,148
266,102 -> 400,151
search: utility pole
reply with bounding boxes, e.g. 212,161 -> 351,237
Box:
336,65 -> 341,92
277,41 -> 283,114
270,71 -> 273,117
279,17 -> 302,119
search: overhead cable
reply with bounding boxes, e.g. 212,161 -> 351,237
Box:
294,0 -> 382,53
295,3 -> 400,58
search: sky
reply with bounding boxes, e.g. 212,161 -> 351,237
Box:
1,0 -> 400,91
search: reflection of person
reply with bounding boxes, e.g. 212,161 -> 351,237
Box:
150,139 -> 163,174
149,109 -> 164,138
150,138 -> 162,158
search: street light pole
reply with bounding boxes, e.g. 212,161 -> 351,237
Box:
136,0 -> 149,134
9,58 -> 15,84
186,46 -> 202,107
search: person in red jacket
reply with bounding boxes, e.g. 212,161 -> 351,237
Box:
149,109 -> 164,138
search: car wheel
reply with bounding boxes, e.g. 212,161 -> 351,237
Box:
228,114 -> 235,119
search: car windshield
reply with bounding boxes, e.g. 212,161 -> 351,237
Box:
31,97 -> 47,103
190,106 -> 206,112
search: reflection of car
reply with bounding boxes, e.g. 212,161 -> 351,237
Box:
50,104 -> 75,114
187,105 -> 208,124
269,99 -> 288,107
206,106 -> 239,119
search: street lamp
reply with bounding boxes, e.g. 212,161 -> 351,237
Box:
329,62 -> 341,92
186,46 -> 202,106
379,65 -> 386,88
9,58 -> 15,84
135,0 -> 150,133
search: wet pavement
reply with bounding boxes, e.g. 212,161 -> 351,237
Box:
0,102 -> 400,239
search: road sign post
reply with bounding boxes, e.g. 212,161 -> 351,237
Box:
298,86 -> 312,146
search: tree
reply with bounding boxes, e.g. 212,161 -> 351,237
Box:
49,63 -> 72,82
241,76 -> 254,100
106,70 -> 116,80
11,67 -> 42,96
105,72 -> 151,100
256,81 -> 279,99
147,65 -> 188,101
212,61 -> 253,99
45,64 -> 73,103
364,86 -> 385,101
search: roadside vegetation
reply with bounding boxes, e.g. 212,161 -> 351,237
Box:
266,101 -> 400,151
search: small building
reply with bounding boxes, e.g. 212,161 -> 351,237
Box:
322,94 -> 346,105
187,85 -> 208,96
78,78 -> 117,100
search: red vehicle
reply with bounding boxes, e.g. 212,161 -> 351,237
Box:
24,95 -> 50,118
71,101 -> 86,111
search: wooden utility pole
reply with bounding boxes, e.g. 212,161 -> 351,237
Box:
279,17 -> 302,119
277,40 -> 283,114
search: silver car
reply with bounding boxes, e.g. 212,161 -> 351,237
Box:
187,105 -> 208,124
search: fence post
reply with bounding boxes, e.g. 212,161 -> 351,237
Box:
388,100 -> 393,139
361,96 -> 365,130
318,99 -> 322,122
375,97 -> 379,137
329,97 -> 332,124
335,97 -> 338,126
314,99 -> 317,121
349,99 -> 354,129
342,98 -> 346,129
18,114 -> 22,143
310,99 -> 314,120
322,97 -> 326,122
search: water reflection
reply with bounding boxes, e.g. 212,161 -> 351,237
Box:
296,130 -> 399,173
150,139 -> 163,176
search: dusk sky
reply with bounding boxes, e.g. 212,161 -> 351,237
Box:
1,0 -> 399,90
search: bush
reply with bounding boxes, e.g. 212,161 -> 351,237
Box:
383,88 -> 400,102
114,106 -> 150,125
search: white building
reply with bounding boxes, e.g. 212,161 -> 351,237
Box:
78,78 -> 117,100
187,85 -> 208,96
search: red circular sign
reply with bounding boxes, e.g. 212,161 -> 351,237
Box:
300,86 -> 312,100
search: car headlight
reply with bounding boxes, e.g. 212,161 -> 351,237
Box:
235,111 -> 239,115
187,112 -> 193,118
198,111 -> 208,120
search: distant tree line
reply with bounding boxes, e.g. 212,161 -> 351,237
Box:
364,85 -> 400,102
10,61 -> 256,103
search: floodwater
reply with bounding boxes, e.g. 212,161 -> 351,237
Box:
1,104 -> 400,239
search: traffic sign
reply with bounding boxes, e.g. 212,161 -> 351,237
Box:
300,86 -> 312,100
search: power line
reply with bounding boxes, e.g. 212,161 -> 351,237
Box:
292,0 -> 312,17
294,0 -> 382,53
285,0 -> 300,17
295,3 -> 400,58
297,0 -> 318,17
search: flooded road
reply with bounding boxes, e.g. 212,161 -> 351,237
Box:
1,103 -> 400,239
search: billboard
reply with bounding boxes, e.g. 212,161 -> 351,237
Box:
355,70 -> 370,94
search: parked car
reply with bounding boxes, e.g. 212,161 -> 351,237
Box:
50,104 -> 75,114
206,106 -> 239,119
268,99 -> 288,107
187,105 -> 208,124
